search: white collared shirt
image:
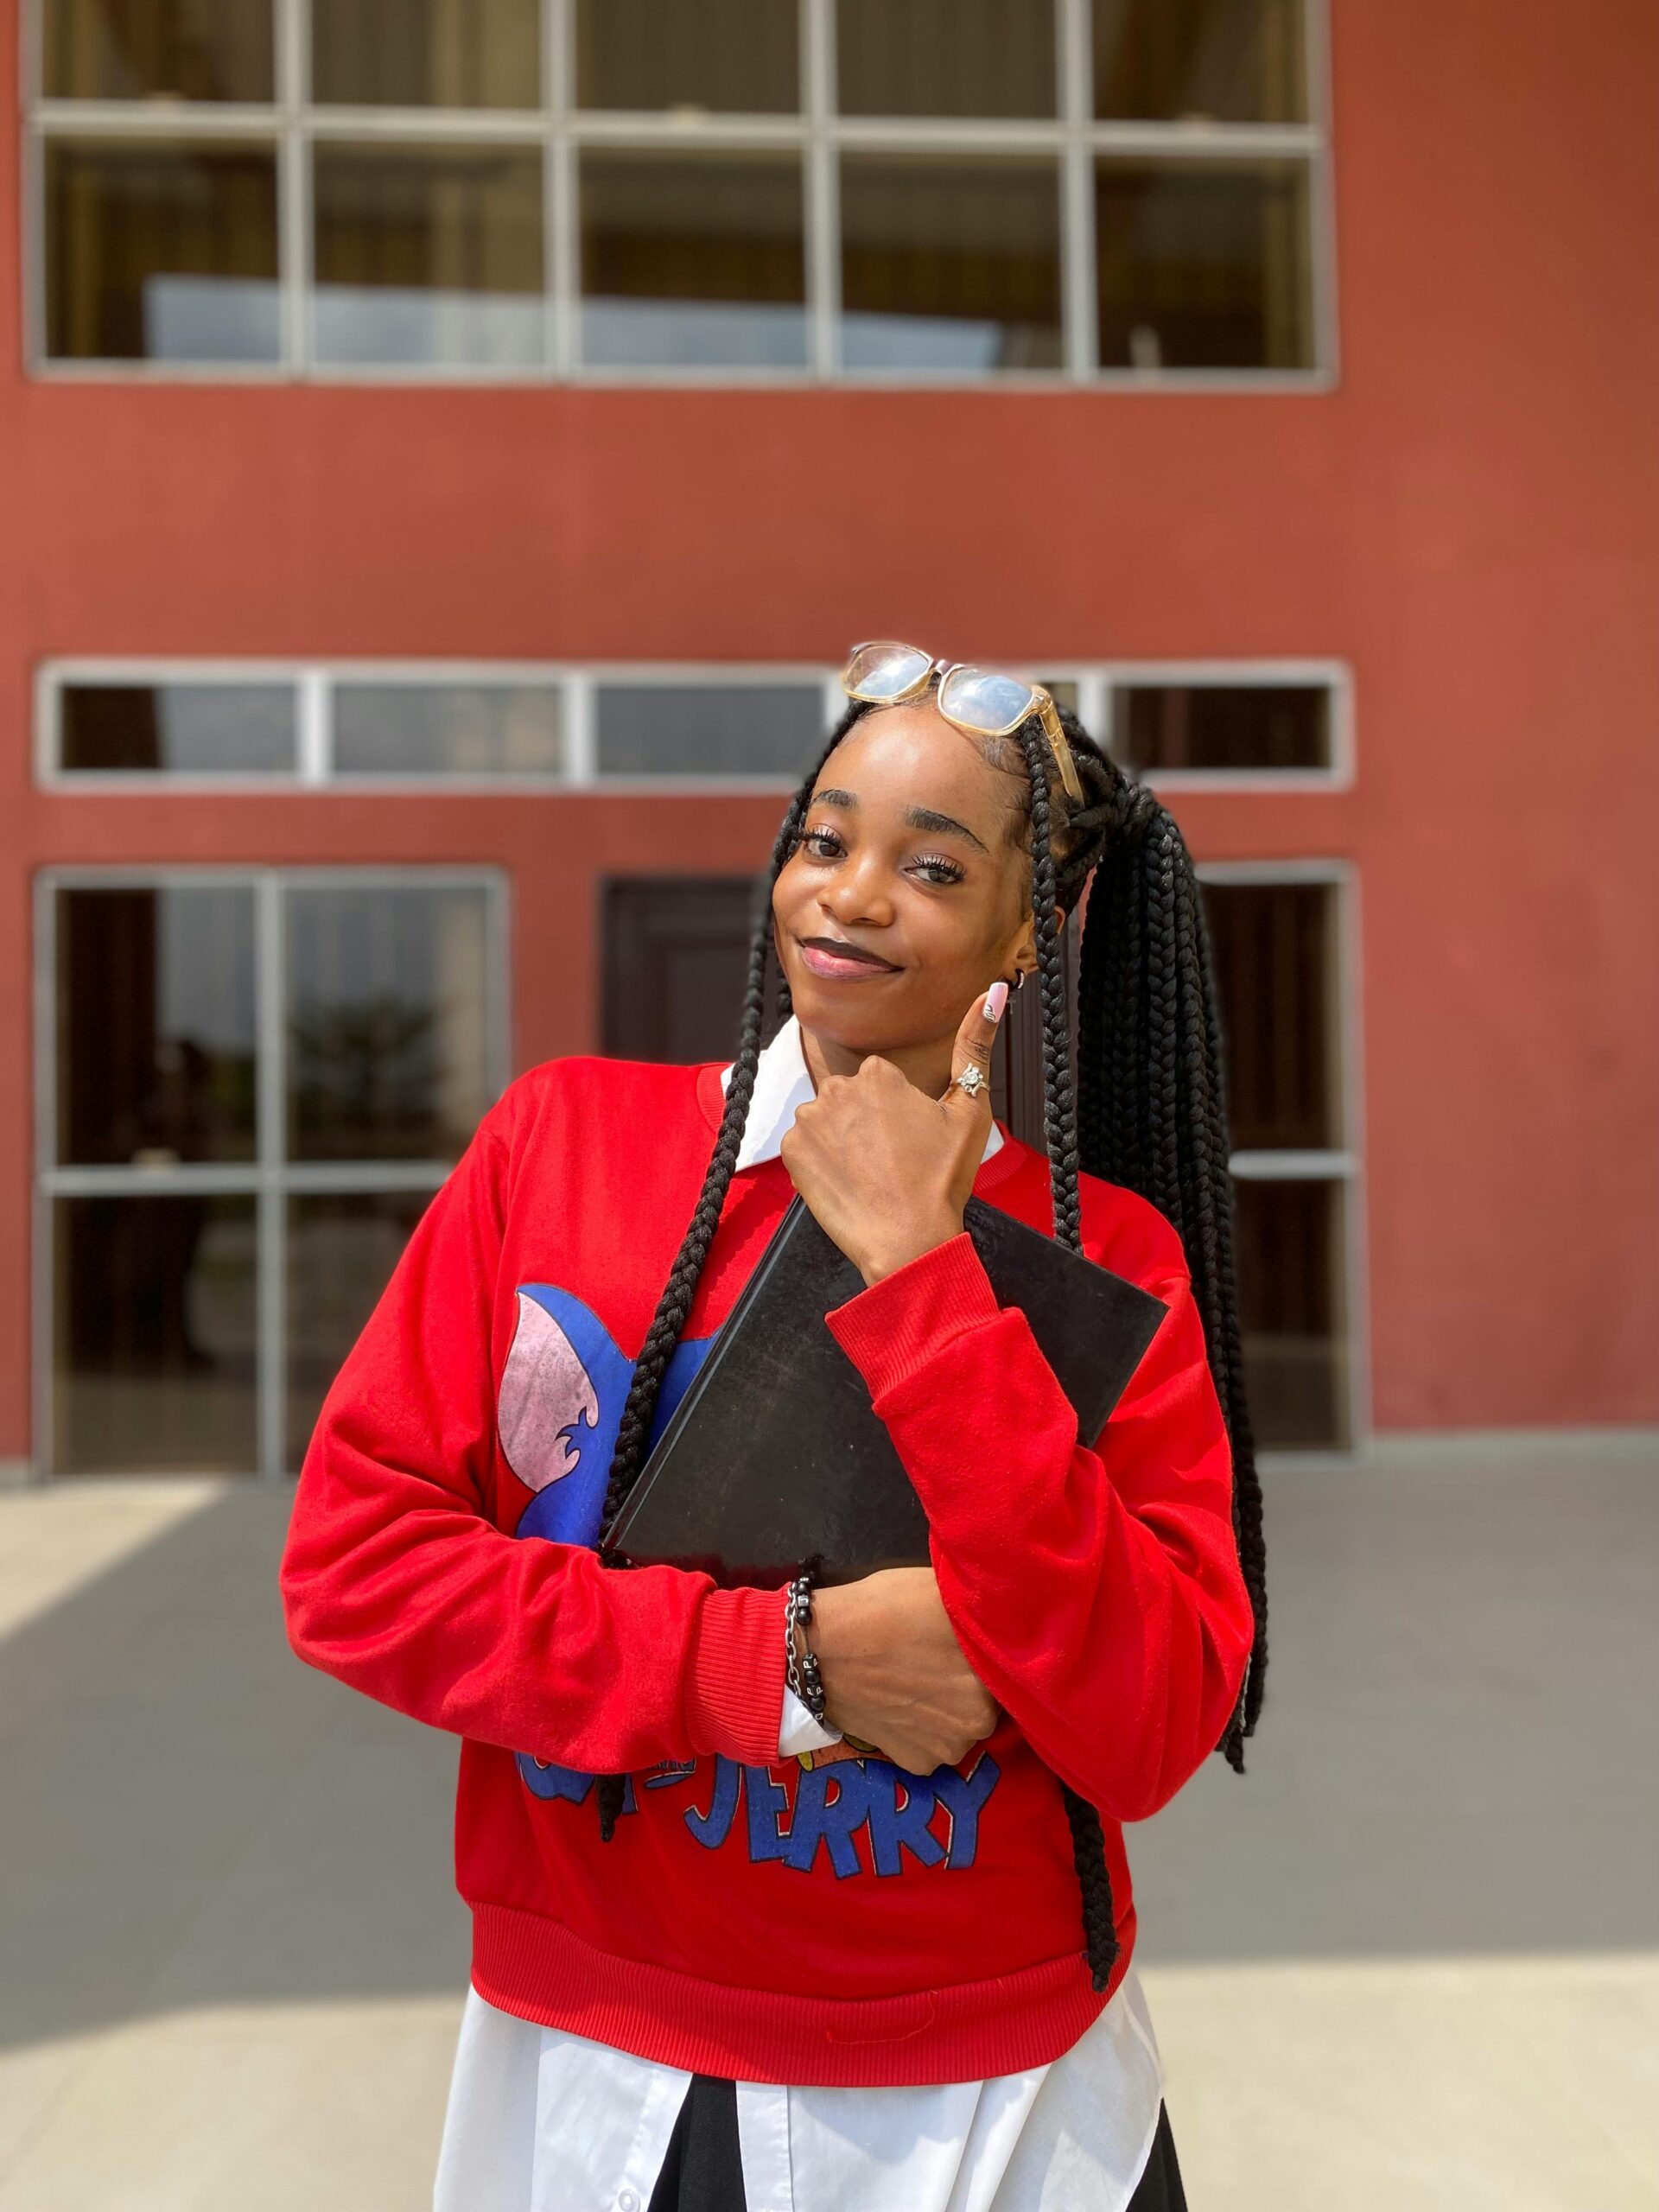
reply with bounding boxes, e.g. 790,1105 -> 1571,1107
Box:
433,1019 -> 1165,2212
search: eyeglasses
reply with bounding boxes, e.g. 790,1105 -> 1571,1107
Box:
840,640 -> 1085,805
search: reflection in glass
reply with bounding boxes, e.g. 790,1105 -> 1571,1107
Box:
1094,0 -> 1306,123
837,0 -> 1056,119
286,1191 -> 433,1465
840,156 -> 1064,373
575,0 -> 798,114
55,887 -> 257,1166
1234,1178 -> 1348,1450
52,1194 -> 258,1473
45,139 -> 281,363
579,153 -> 806,370
1096,158 -> 1313,371
286,885 -> 492,1160
1115,683 -> 1329,772
595,686 -> 824,778
312,0 -> 541,109
334,685 -> 563,777
43,0 -> 274,102
1204,880 -> 1338,1151
59,683 -> 296,775
311,143 -> 544,367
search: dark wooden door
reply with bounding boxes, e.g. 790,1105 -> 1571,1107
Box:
601,878 -> 762,1065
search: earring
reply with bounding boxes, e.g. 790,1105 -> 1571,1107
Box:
1013,970 -> 1029,992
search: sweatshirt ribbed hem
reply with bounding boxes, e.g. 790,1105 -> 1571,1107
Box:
824,1232 -> 1002,1402
684,1583 -> 789,1765
471,1899 -> 1129,2088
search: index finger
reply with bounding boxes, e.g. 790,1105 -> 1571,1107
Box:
946,979 -> 1010,1111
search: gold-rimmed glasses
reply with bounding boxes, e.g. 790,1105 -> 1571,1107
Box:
839,640 -> 1086,804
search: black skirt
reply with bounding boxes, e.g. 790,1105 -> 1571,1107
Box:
648,2075 -> 1190,2211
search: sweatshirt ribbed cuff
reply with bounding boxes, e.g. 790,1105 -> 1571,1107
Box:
823,1232 -> 1001,1402
683,1582 -> 790,1765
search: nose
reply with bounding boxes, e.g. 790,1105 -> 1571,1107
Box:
819,849 -> 896,929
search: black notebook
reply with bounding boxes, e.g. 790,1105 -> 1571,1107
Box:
607,1195 -> 1169,1587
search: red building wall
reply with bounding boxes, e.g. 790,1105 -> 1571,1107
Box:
1,0 -> 1656,1452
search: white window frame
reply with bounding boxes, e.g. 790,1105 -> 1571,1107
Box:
1198,856 -> 1367,1464
31,862 -> 512,1481
21,0 -> 1338,388
38,656 -> 1355,791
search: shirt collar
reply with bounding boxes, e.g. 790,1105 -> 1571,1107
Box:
719,1014 -> 1005,1173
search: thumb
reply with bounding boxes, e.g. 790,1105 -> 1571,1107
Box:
944,978 -> 1010,1124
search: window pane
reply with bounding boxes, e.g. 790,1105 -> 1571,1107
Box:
43,0 -> 274,102
333,683 -> 563,776
575,0 -> 798,113
1234,1178 -> 1349,1450
286,1191 -> 432,1466
579,152 -> 806,370
52,1194 -> 258,1474
841,156 -> 1063,373
55,886 -> 257,1166
1096,158 -> 1313,372
1115,683 -> 1330,772
58,683 -> 296,774
595,685 -> 823,778
286,884 -> 493,1160
1204,880 -> 1338,1150
837,0 -> 1056,118
311,142 -> 545,367
1095,0 -> 1307,124
311,0 -> 541,108
45,139 -> 280,363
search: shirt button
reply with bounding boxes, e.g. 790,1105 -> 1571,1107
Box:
618,2191 -> 639,2212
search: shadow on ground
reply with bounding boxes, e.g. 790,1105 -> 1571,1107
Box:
2,1455 -> 1656,2053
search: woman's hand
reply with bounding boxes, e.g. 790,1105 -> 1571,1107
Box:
807,1567 -> 999,1775
779,983 -> 1008,1286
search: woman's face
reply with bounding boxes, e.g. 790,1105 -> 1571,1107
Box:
772,703 -> 1038,1058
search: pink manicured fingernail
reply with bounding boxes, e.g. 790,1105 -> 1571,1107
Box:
983,979 -> 1009,1022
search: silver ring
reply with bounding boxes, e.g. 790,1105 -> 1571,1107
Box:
954,1063 -> 986,1099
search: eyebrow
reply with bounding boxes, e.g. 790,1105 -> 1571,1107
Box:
810,789 -> 990,857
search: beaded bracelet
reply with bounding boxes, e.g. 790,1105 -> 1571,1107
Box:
784,1570 -> 827,1724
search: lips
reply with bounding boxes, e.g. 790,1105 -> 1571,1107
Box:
798,935 -> 901,980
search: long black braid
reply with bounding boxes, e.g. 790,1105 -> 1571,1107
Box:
593,690 -> 1268,1982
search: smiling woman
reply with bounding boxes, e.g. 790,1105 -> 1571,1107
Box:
281,650 -> 1265,2212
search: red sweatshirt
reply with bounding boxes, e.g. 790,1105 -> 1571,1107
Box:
279,1054 -> 1251,2088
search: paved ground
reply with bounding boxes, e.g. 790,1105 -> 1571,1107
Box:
2,1454 -> 1656,2210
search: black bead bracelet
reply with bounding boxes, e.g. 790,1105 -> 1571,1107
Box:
785,1569 -> 827,1724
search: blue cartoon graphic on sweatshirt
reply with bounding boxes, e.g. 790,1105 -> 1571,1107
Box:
497,1284 -> 713,1547
498,1281 -> 1003,1876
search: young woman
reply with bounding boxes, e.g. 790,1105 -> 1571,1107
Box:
280,644 -> 1268,2212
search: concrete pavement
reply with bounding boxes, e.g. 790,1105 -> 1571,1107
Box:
2,1454 -> 1656,2210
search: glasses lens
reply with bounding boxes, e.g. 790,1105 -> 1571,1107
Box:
845,642 -> 933,701
938,665 -> 1037,734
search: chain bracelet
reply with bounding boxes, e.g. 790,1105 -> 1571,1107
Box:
784,1570 -> 827,1723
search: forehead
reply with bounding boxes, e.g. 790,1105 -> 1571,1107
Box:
814,705 -> 1021,835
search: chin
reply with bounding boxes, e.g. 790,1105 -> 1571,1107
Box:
785,971 -> 909,1054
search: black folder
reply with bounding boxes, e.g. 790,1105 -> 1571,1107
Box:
607,1195 -> 1169,1587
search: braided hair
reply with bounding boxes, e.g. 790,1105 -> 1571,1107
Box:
594,690 -> 1268,1991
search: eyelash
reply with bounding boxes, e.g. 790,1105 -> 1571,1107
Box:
798,824 -> 965,887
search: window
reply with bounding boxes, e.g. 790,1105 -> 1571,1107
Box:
29,0 -> 1331,380
1109,670 -> 1344,778
37,869 -> 506,1476
42,661 -> 1351,787
1200,866 -> 1361,1453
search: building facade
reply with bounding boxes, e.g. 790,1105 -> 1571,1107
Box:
3,0 -> 1656,1483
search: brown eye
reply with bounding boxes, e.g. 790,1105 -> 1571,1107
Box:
912,854 -> 966,886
